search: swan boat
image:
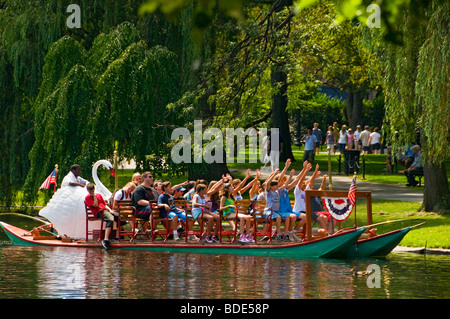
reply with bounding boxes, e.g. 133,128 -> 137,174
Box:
0,162 -> 417,259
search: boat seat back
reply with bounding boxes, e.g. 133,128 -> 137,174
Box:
84,202 -> 104,242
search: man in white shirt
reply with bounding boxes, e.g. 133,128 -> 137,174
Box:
360,125 -> 371,154
61,164 -> 88,188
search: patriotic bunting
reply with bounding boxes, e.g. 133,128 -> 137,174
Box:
322,197 -> 353,221
322,176 -> 357,222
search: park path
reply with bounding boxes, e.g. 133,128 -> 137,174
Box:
229,168 -> 423,203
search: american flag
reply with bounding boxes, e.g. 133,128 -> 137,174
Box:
39,169 -> 57,190
348,175 -> 357,206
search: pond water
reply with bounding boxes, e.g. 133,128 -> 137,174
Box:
0,213 -> 449,300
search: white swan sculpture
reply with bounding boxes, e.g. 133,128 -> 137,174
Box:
39,160 -> 115,239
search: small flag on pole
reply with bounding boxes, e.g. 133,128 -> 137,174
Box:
348,174 -> 357,206
39,169 -> 58,190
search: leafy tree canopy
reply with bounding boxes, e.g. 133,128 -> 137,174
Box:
23,23 -> 181,203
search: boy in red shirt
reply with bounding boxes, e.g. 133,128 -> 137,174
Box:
85,183 -> 116,250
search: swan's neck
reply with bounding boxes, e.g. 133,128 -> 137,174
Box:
92,160 -> 112,197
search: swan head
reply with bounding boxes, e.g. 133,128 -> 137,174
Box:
93,160 -> 115,177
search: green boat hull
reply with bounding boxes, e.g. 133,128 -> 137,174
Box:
117,228 -> 365,259
1,222 -> 365,259
345,227 -> 411,258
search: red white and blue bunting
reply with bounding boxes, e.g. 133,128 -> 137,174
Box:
322,197 -> 353,221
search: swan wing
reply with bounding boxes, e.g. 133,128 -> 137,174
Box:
39,159 -> 114,239
39,186 -> 91,239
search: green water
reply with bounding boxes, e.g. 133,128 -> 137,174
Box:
0,213 -> 449,299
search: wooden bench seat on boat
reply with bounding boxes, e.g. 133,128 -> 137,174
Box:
116,198 -> 274,244
84,202 -> 104,242
149,200 -> 173,242
251,200 -> 273,243
117,200 -> 149,242
177,199 -> 204,242
233,200 -> 272,243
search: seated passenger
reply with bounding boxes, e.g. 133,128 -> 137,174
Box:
158,181 -> 187,241
111,182 -> 136,212
61,164 -> 88,188
85,183 -> 116,250
219,183 -> 254,243
278,167 -> 305,242
131,171 -> 158,226
110,182 -> 136,231
263,168 -> 283,241
264,159 -> 302,242
192,183 -> 220,243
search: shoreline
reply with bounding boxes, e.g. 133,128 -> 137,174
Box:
393,246 -> 450,256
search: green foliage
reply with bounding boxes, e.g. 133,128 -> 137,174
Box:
415,2 -> 449,165
289,92 -> 346,134
376,1 -> 449,166
24,23 -> 181,203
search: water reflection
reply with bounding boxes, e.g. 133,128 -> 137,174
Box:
1,214 -> 449,299
0,243 -> 449,299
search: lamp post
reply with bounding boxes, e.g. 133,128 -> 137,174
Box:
114,150 -> 118,190
327,146 -> 333,190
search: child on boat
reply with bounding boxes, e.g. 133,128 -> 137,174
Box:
231,169 -> 259,200
85,183 -> 117,250
263,159 -> 295,242
293,163 -> 331,235
158,181 -> 187,241
278,168 -> 301,242
192,183 -> 220,243
249,169 -> 262,201
219,183 -> 254,243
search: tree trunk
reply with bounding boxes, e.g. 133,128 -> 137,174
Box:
270,0 -> 295,163
271,66 -> 295,162
422,163 -> 450,213
346,88 -> 364,129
